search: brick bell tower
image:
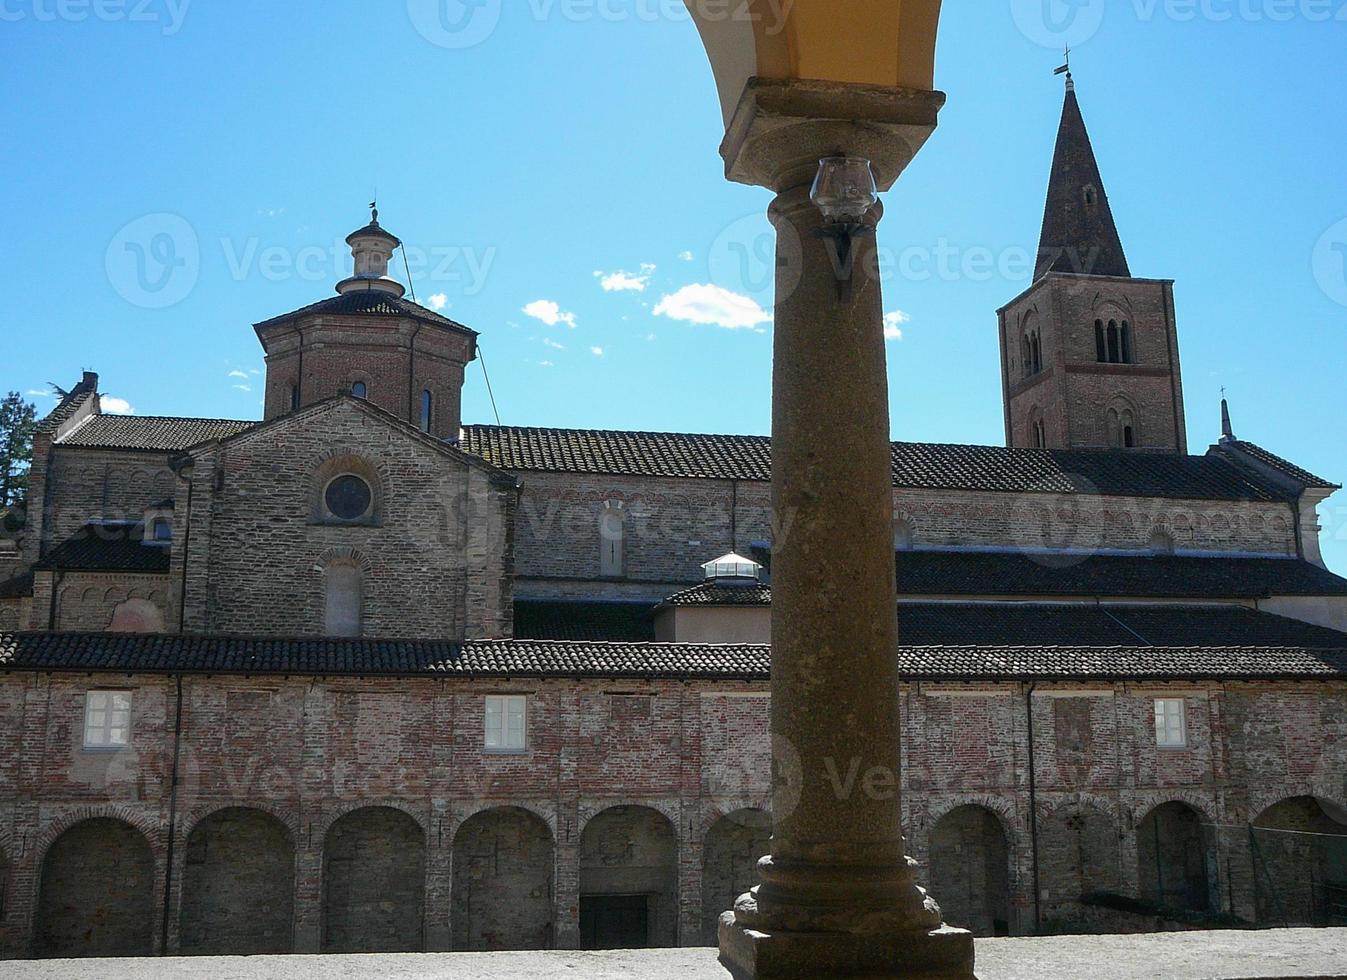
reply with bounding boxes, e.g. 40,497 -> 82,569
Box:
998,73 -> 1187,453
254,205 -> 478,441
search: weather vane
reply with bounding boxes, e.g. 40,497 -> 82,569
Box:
1054,46 -> 1072,79
369,199 -> 379,224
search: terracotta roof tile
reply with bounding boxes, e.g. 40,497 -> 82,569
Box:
56,416 -> 256,452
1,632 -> 1345,681
460,426 -> 1291,501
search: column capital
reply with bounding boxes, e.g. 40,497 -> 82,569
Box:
720,78 -> 945,193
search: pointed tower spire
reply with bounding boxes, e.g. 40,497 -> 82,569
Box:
1221,391 -> 1236,444
1035,76 -> 1131,281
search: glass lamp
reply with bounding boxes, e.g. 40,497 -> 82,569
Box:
811,157 -> 879,224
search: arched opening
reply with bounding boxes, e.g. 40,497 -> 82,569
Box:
322,807 -> 425,953
108,597 -> 165,634
351,381 -> 367,399
1136,802 -> 1212,914
579,805 -> 677,950
929,805 -> 1012,937
894,516 -> 915,551
1094,319 -> 1107,362
452,807 -> 555,951
1149,528 -> 1176,555
420,389 -> 433,433
1252,796 -> 1347,926
599,501 -> 626,579
1107,320 -> 1121,363
1037,804 -> 1122,925
37,818 -> 155,958
324,561 -> 363,637
701,809 -> 771,944
1121,321 -> 1133,363
180,808 -> 295,955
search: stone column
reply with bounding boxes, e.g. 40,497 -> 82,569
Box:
717,79 -> 975,979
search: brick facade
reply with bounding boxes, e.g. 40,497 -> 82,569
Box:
1,670 -> 1344,957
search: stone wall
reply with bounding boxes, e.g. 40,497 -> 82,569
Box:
510,470 -> 1298,603
174,399 -> 514,639
44,572 -> 170,633
2,671 -> 1345,957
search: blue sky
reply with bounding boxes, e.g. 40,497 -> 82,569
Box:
3,1 -> 1347,564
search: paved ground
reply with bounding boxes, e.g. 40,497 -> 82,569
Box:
6,929 -> 1347,979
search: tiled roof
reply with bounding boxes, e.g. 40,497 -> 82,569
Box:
1,632 -> 1345,681
254,290 -> 476,336
1229,442 -> 1338,490
460,426 -> 1292,502
896,603 -> 1347,649
33,523 -> 171,574
662,582 -> 772,607
0,572 -> 33,600
56,415 -> 257,452
514,600 -> 656,642
559,592 -> 1347,649
892,552 -> 1347,599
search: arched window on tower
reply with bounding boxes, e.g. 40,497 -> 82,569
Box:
1107,320 -> 1121,363
1121,321 -> 1133,363
1121,409 -> 1136,448
1095,320 -> 1107,362
351,381 -> 367,400
1032,333 -> 1042,374
1029,407 -> 1046,449
420,389 -> 433,433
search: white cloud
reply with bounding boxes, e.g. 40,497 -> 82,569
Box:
249,368 -> 260,375
100,396 -> 135,415
538,360 -> 555,368
523,299 -> 577,329
542,338 -> 565,350
425,293 -> 449,311
227,370 -> 249,380
26,388 -> 54,398
679,250 -> 694,262
590,346 -> 605,357
883,310 -> 911,341
646,333 -> 656,342
653,283 -> 771,331
233,384 -> 253,393
597,263 -> 656,293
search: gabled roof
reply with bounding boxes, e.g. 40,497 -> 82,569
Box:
2,632 -> 1346,682
198,395 -> 517,487
55,415 -> 257,452
1225,441 -> 1338,491
1036,81 -> 1131,281
35,373 -> 99,434
33,523 -> 170,574
253,289 -> 476,337
460,426 -> 1295,502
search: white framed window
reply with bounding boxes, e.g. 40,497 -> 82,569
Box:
1154,698 -> 1187,749
484,695 -> 527,752
83,691 -> 132,749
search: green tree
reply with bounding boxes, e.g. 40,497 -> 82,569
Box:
0,391 -> 38,516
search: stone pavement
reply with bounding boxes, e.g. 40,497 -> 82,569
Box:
4,929 -> 1346,979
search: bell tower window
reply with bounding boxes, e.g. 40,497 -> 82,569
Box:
351,381 -> 367,399
420,389 -> 433,433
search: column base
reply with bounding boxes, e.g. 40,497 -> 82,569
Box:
719,913 -> 977,980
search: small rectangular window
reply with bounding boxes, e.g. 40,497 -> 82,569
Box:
84,691 -> 132,749
1154,698 -> 1187,749
484,695 -> 527,752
